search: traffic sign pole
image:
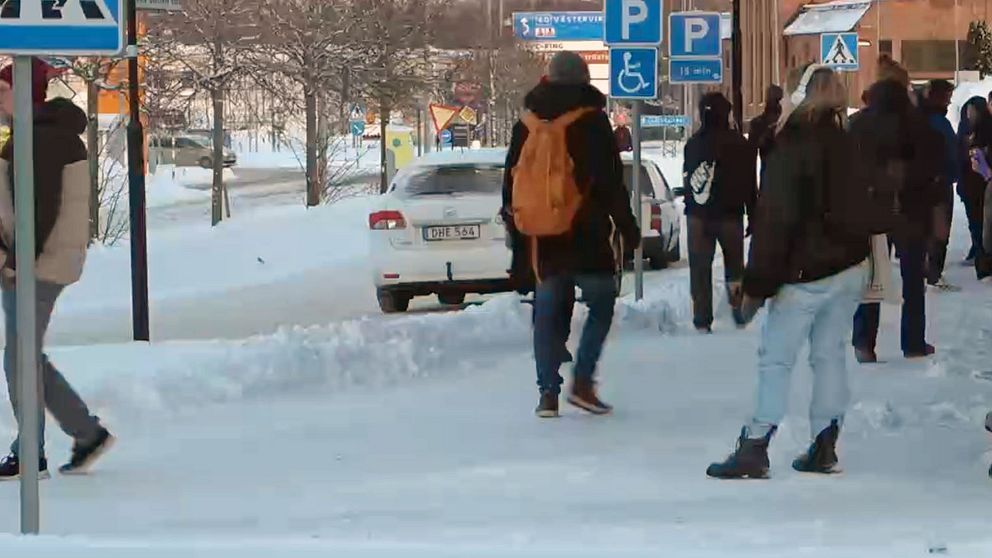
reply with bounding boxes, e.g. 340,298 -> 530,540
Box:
13,56 -> 41,536
632,100 -> 643,301
126,0 -> 150,342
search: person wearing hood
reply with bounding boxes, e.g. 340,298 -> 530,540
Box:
502,52 -> 639,419
0,63 -> 115,480
682,92 -> 757,332
748,84 -> 783,174
850,71 -> 943,363
958,96 -> 992,277
707,67 -> 871,479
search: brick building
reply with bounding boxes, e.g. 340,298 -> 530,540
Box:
741,0 -> 992,119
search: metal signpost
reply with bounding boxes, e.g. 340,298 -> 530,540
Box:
605,0 -> 663,301
0,0 -> 125,534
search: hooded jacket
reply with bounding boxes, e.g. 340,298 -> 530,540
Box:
503,82 -> 638,285
0,98 -> 90,285
744,109 -> 870,299
682,93 -> 757,218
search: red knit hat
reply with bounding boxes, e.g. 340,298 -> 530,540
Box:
0,58 -> 51,105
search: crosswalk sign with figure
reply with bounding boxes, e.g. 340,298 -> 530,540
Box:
0,0 -> 125,55
820,32 -> 859,71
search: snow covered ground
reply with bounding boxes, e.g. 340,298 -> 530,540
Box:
0,175 -> 990,554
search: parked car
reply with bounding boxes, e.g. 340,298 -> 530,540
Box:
369,149 -> 512,313
621,154 -> 682,269
149,134 -> 237,169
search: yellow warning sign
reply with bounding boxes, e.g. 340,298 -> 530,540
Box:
459,106 -> 478,126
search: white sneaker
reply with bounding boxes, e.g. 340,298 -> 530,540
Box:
930,277 -> 961,292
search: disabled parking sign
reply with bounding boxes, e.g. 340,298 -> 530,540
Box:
609,47 -> 658,100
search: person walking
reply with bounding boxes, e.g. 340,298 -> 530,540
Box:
0,62 -> 115,479
921,80 -> 960,291
706,67 -> 873,479
850,65 -> 942,363
957,97 -> 992,270
748,84 -> 783,175
502,52 -> 639,418
613,121 -> 633,152
682,92 -> 757,333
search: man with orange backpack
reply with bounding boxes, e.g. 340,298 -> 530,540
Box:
502,52 -> 639,418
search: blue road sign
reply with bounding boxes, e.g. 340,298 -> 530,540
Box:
609,47 -> 658,100
820,32 -> 859,71
669,59 -> 723,84
440,129 -> 453,146
641,114 -> 690,128
604,0 -> 663,46
513,12 -> 603,41
0,0 -> 125,55
350,121 -> 366,137
669,12 -> 722,58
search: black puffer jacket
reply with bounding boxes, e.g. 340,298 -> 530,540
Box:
744,109 -> 870,299
503,82 -> 638,286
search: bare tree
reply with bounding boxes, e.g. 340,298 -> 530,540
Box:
144,1 -> 260,226
250,0 -> 351,206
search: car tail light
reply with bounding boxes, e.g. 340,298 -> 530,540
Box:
369,210 -> 407,230
650,205 -> 662,232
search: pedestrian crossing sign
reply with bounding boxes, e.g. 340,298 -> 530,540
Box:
0,0 -> 125,55
820,32 -> 859,71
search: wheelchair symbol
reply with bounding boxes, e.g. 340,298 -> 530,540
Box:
616,52 -> 651,94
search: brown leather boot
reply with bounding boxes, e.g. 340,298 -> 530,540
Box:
567,378 -> 613,415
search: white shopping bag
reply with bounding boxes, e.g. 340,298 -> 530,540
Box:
863,234 -> 900,305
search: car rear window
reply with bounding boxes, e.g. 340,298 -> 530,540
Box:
399,165 -> 504,196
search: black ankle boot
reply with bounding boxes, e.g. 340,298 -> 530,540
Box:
707,426 -> 775,479
793,420 -> 841,474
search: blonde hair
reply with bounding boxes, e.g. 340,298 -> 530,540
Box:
784,66 -> 847,127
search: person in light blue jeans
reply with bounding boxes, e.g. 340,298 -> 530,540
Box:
707,66 -> 876,479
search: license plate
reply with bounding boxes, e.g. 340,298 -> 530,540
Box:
423,225 -> 480,241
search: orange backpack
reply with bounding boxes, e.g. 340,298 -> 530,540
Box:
510,107 -> 595,238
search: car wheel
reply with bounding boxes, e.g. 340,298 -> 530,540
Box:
377,289 -> 411,313
199,157 -> 213,169
437,293 -> 466,306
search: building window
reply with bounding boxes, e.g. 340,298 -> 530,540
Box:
902,40 -> 975,73
880,40 -> 893,57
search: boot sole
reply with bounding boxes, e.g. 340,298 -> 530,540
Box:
793,463 -> 843,475
706,470 -> 769,480
60,434 -> 116,476
0,470 -> 51,482
566,395 -> 612,416
535,410 -> 560,418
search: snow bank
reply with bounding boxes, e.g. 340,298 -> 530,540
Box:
3,535 -> 990,558
144,166 -> 233,208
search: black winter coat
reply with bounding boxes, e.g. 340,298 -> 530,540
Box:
744,110 -> 870,299
502,82 -> 639,287
847,80 -> 942,242
682,126 -> 757,218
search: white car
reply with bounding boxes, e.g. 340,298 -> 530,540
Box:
368,149 -> 683,313
369,149 -> 512,313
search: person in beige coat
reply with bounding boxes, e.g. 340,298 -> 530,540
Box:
0,64 -> 114,480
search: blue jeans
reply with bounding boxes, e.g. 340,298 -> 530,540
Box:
4,284 -> 101,459
533,274 -> 617,395
750,262 -> 869,439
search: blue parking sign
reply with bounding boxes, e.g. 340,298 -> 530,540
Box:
669,12 -> 722,58
669,59 -> 723,84
604,0 -> 663,46
0,0 -> 125,55
609,47 -> 658,99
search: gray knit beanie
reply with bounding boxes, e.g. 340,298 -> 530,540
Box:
548,51 -> 591,85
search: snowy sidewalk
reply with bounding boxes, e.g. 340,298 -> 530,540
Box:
0,257 -> 991,555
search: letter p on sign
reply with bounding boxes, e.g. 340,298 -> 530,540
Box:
621,0 -> 648,40
684,17 -> 709,53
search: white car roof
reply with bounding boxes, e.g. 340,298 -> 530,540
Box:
411,148 -> 508,168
